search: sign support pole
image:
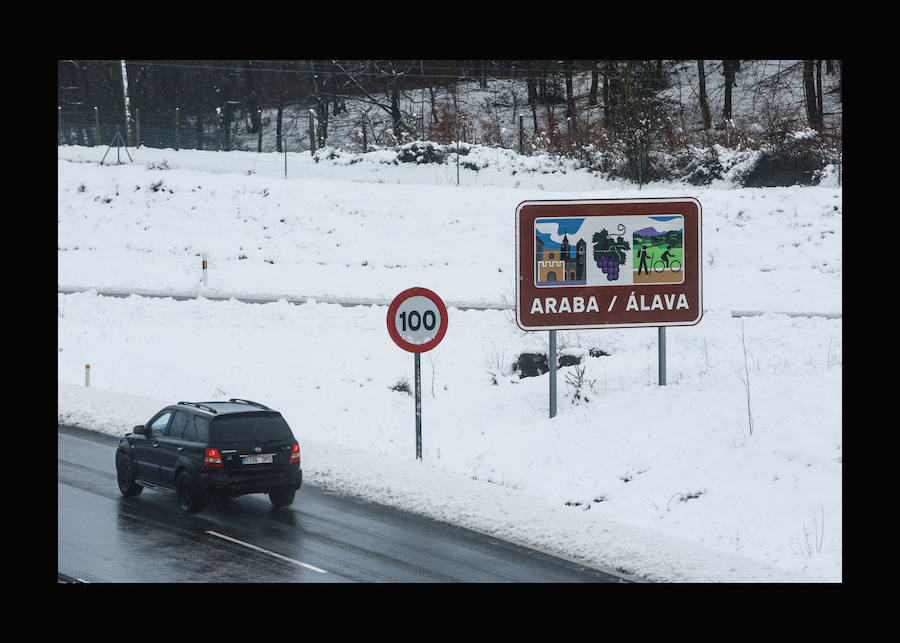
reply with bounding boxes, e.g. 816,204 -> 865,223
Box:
549,330 -> 557,417
414,352 -> 422,459
658,326 -> 666,385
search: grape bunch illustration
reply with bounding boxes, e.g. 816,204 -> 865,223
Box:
596,254 -> 620,280
592,227 -> 630,282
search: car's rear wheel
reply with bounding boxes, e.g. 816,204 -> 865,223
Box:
268,487 -> 295,509
116,452 -> 143,497
176,471 -> 205,514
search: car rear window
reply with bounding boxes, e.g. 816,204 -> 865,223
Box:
211,412 -> 293,446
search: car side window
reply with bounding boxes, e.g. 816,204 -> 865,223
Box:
168,411 -> 188,439
149,411 -> 172,439
181,414 -> 198,442
194,416 -> 210,443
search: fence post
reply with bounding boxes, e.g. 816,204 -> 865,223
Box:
216,109 -> 221,151
838,139 -> 842,187
94,107 -> 101,147
135,108 -> 140,148
308,109 -> 316,155
257,109 -> 263,153
58,106 -> 63,145
519,114 -> 524,155
362,118 -> 367,153
175,107 -> 180,151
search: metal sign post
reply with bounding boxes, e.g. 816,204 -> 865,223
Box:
387,287 -> 449,460
549,330 -> 557,418
414,353 -> 422,458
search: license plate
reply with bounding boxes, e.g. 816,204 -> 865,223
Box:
241,454 -> 273,465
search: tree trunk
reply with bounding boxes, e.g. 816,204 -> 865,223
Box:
698,60 -> 711,130
838,60 -> 842,104
722,60 -> 739,121
390,87 -> 402,141
589,68 -> 598,106
526,63 -> 539,132
815,59 -> 824,130
315,73 -> 328,147
428,85 -> 438,124
603,61 -> 614,128
802,60 -> 819,128
245,61 -> 260,134
564,61 -> 577,141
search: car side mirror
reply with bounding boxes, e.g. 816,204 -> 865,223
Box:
133,425 -> 146,435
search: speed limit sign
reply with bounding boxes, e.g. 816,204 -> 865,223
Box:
387,287 -> 447,461
386,287 -> 448,353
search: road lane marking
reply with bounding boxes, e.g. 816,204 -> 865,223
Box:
206,530 -> 328,574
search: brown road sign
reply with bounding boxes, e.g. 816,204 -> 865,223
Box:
515,197 -> 703,330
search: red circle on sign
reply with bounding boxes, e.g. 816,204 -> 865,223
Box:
387,287 -> 448,353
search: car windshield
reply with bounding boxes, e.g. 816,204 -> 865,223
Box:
211,412 -> 293,446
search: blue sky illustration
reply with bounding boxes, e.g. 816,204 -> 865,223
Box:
642,215 -> 684,234
535,218 -> 585,251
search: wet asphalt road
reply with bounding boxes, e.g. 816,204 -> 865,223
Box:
58,425 -> 628,583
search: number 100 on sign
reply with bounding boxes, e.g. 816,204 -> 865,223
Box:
399,304 -> 437,334
387,287 -> 448,353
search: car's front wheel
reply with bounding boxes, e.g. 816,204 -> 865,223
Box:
116,452 -> 143,497
176,471 -> 205,514
268,487 -> 295,509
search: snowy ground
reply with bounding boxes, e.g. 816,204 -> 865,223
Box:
57,144 -> 841,582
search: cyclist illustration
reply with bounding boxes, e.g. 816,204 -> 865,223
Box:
637,246 -> 650,275
653,245 -> 682,274
660,245 -> 674,268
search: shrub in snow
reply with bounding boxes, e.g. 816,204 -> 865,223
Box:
672,146 -> 724,186
396,141 -> 446,165
741,141 -> 831,187
737,127 -> 838,187
512,352 -> 580,379
513,352 -> 548,378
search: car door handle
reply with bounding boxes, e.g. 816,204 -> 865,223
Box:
176,447 -> 184,452
152,442 -> 160,448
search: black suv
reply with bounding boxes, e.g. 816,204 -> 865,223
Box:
116,399 -> 302,513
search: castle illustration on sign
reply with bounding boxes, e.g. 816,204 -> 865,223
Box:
535,232 -> 587,285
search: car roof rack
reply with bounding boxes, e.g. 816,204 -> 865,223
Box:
228,398 -> 272,410
177,401 -> 218,414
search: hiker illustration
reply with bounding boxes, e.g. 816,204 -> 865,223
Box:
660,245 -> 674,269
637,245 -> 650,275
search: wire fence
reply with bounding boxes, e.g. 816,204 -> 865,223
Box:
58,98 -> 842,189
57,105 -> 317,154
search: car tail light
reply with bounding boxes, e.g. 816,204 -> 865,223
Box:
204,447 -> 224,468
289,442 -> 301,464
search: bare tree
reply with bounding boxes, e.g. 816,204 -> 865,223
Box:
722,60 -> 740,121
564,60 -> 577,140
803,60 -> 823,129
698,60 -> 711,130
331,60 -> 419,141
